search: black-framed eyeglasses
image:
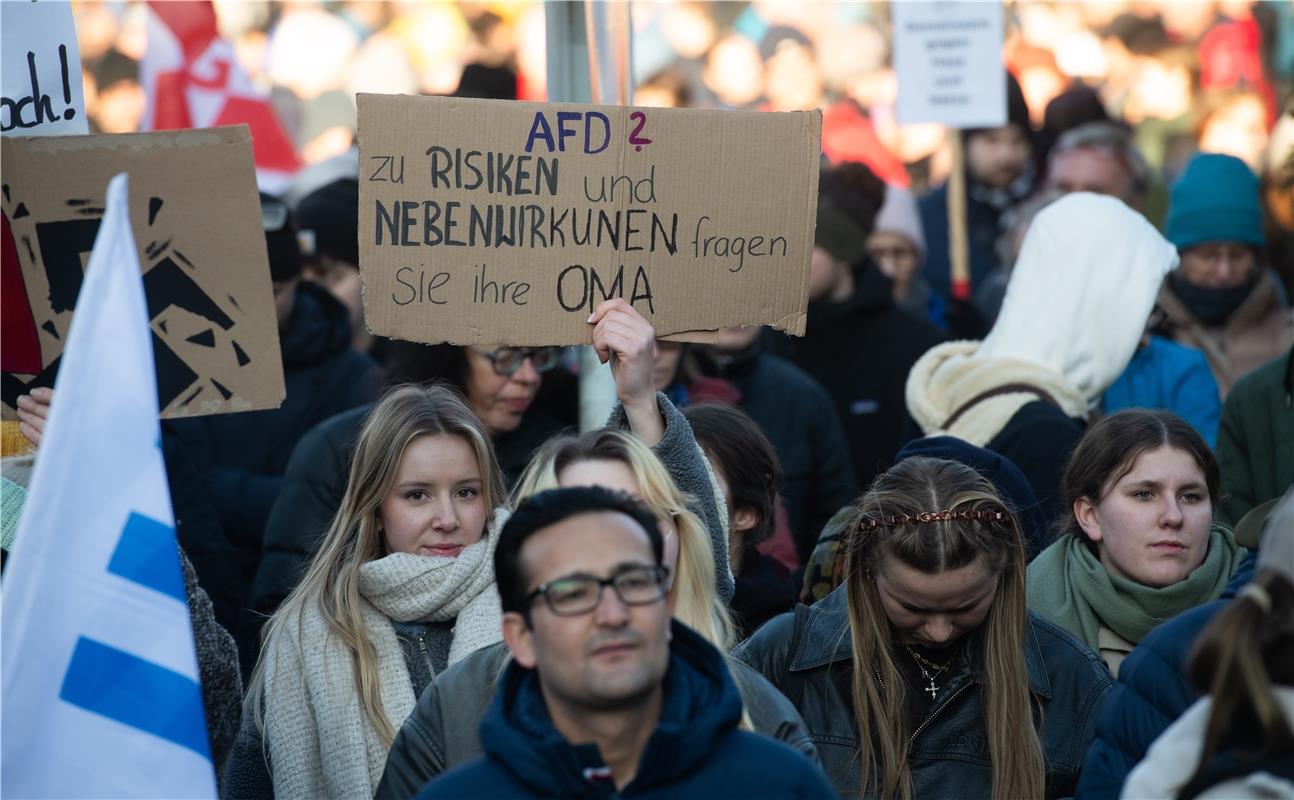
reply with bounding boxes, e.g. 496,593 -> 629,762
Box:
481,346 -> 563,377
525,565 -> 670,617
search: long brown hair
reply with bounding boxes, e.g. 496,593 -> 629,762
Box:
1186,569 -> 1294,783
843,456 -> 1044,800
249,383 -> 505,746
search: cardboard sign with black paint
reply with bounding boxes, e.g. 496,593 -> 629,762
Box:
1,126 -> 285,418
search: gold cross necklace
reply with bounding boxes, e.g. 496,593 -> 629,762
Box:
905,645 -> 954,700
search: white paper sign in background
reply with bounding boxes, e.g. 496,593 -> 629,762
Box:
2,0 -> 88,136
892,1 -> 1006,128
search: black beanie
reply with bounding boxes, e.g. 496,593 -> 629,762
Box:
453,64 -> 518,100
296,178 -> 359,267
964,72 -> 1032,142
260,192 -> 302,283
814,201 -> 867,265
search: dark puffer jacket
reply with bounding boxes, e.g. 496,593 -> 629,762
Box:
733,587 -> 1113,798
376,638 -> 818,800
763,260 -> 945,491
409,622 -> 835,800
1074,551 -> 1256,800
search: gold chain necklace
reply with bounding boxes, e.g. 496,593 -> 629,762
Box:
905,645 -> 954,700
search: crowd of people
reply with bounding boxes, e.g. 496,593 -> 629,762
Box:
1,1 -> 1292,798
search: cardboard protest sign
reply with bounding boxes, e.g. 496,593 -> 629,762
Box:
2,0 -> 88,136
892,1 -> 1005,127
1,126 -> 285,418
358,94 -> 821,346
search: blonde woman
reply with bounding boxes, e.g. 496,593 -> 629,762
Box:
734,457 -> 1113,799
222,384 -> 507,799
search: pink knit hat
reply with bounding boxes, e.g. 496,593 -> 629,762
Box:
873,184 -> 926,264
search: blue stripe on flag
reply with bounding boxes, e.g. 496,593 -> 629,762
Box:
107,512 -> 184,602
59,637 -> 209,757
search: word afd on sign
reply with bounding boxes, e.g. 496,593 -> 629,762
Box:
523,110 -> 654,154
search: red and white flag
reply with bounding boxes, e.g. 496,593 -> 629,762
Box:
142,1 -> 299,193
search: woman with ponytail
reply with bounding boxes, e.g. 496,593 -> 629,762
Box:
1122,494 -> 1294,799
734,456 -> 1113,798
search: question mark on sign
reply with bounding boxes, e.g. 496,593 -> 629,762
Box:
629,111 -> 652,152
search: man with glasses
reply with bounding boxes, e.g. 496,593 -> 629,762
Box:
413,486 -> 833,799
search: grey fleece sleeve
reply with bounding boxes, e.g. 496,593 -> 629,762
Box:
179,547 -> 244,779
606,392 -> 735,604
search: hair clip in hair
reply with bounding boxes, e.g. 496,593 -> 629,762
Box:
1240,583 -> 1272,613
855,508 -> 1009,532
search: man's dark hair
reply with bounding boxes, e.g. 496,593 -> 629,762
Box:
496,486 -> 664,615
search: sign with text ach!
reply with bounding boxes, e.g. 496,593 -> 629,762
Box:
1,0 -> 89,136
1,127 -> 285,419
892,1 -> 1006,128
358,94 -> 821,345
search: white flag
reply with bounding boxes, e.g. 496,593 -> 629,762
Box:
1,174 -> 217,799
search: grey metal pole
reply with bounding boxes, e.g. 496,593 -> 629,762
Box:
545,1 -> 633,432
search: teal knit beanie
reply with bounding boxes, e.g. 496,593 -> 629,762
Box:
1164,153 -> 1264,251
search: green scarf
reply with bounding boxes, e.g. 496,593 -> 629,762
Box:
1027,525 -> 1243,655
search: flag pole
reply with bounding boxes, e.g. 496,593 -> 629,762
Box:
947,129 -> 971,302
547,1 -> 634,431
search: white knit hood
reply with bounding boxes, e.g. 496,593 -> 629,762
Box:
907,193 -> 1178,443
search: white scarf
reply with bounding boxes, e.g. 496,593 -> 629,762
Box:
264,509 -> 508,800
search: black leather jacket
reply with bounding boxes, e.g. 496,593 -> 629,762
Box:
732,587 -> 1113,799
375,640 -> 819,800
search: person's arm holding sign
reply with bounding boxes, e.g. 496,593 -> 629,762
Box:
590,298 -> 665,446
592,298 -> 734,603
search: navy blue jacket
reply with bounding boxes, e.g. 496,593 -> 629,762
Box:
919,182 -> 1005,303
414,622 -> 835,800
1075,551 -> 1257,799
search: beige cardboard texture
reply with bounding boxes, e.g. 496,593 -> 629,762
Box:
357,94 -> 821,346
1,126 -> 285,418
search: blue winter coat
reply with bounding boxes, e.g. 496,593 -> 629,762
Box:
1074,551 -> 1257,799
414,622 -> 836,800
1102,336 -> 1222,448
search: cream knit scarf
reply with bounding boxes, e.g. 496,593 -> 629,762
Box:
906,341 -> 1090,446
264,509 -> 508,800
